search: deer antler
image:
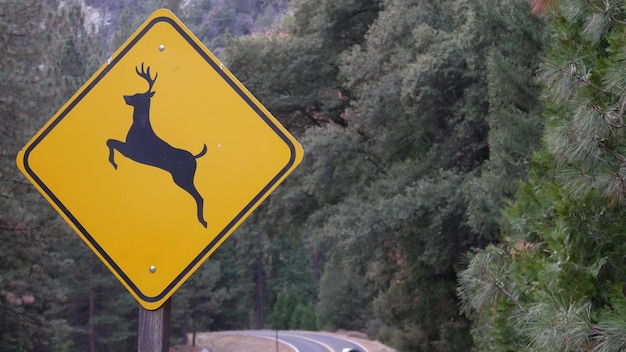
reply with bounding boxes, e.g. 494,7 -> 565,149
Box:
135,63 -> 157,93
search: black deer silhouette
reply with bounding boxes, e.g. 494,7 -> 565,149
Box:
106,63 -> 208,228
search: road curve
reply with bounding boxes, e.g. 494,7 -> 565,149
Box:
286,331 -> 368,352
218,330 -> 368,352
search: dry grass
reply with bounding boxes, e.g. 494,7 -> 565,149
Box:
170,331 -> 395,352
170,333 -> 292,352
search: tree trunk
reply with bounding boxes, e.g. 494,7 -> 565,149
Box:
180,309 -> 189,345
255,232 -> 265,328
192,318 -> 197,347
89,287 -> 96,352
89,258 -> 97,352
311,250 -> 322,286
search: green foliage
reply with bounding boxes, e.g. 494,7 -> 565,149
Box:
593,301 -> 626,352
225,0 -> 382,133
183,0 -> 290,53
462,0 -> 547,241
267,234 -> 316,301
226,35 -> 341,133
269,292 -> 293,329
109,5 -> 134,53
292,302 -> 317,330
459,0 -> 626,350
460,150 -> 626,351
173,259 -> 232,345
291,0 -> 380,49
268,288 -> 317,330
0,1 -> 95,350
196,218 -> 319,331
540,0 -> 626,204
225,0 -> 545,349
300,0 -> 495,347
0,1 -> 138,350
316,256 -> 373,331
15,1 -> 626,352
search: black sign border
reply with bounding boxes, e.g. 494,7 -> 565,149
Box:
21,14 -> 299,305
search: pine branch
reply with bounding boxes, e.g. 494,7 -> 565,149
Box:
0,1 -> 40,19
458,249 -> 528,315
354,144 -> 388,177
585,0 -> 626,26
0,302 -> 43,327
595,137 -> 626,163
483,264 -> 528,314
545,61 -> 616,97
592,103 -> 626,130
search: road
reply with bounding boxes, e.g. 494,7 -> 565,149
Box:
218,330 -> 368,352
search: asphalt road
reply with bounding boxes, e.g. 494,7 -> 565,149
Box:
221,330 -> 368,352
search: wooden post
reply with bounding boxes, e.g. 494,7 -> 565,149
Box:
138,298 -> 171,352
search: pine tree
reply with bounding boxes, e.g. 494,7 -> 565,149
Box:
224,0 -> 381,133
109,5 -> 133,53
462,0 -> 547,241
459,0 -> 626,350
0,1 -> 92,350
225,0 -> 500,349
173,260 -> 230,347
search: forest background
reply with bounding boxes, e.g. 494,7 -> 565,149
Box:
4,0 -> 626,351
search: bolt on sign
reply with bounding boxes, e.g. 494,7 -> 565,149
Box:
16,9 -> 303,310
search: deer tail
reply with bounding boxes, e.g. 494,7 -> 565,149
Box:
194,144 -> 208,158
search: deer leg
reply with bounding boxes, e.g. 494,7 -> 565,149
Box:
194,195 -> 207,229
172,171 -> 207,228
106,139 -> 125,170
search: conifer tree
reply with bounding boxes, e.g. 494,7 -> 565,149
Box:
226,0 -> 525,349
0,1 -> 92,349
459,0 -> 626,350
462,0 -> 546,240
109,5 -> 133,53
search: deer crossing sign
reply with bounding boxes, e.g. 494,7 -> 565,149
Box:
16,9 -> 303,310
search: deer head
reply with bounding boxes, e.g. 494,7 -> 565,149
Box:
124,63 -> 157,107
135,63 -> 157,94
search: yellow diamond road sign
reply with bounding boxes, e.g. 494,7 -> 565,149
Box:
16,9 -> 303,310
